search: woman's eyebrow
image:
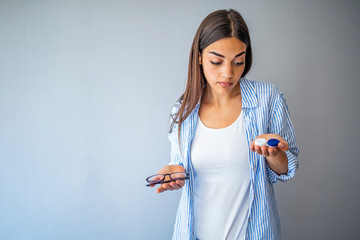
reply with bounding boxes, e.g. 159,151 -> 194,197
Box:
209,51 -> 246,58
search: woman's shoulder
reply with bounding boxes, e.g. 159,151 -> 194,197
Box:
241,78 -> 282,101
170,100 -> 181,115
168,98 -> 183,134
242,78 -> 280,93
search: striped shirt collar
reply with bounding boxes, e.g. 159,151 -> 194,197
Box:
240,78 -> 258,109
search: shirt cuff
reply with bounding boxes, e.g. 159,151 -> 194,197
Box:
266,150 -> 298,183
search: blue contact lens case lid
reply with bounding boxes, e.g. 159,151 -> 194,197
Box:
267,139 -> 280,147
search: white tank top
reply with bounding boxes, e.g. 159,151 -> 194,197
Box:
191,110 -> 250,240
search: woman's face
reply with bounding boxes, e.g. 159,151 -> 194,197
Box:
201,37 -> 246,96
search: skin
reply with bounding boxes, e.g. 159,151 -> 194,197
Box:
152,37 -> 288,193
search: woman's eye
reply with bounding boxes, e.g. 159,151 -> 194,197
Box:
210,61 -> 222,65
234,61 -> 245,66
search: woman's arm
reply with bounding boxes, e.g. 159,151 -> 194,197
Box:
258,91 -> 299,183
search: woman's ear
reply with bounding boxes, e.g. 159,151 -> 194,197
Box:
199,54 -> 202,65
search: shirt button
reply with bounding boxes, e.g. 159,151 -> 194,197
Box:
252,167 -> 256,171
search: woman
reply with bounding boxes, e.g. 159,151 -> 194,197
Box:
150,9 -> 299,240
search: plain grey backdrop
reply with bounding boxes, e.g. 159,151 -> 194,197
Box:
1,0 -> 360,239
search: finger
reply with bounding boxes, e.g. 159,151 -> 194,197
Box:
278,141 -> 289,151
156,186 -> 165,193
255,145 -> 262,155
162,182 -> 173,191
176,180 -> 185,188
162,183 -> 173,191
156,184 -> 167,193
169,182 -> 177,190
249,144 -> 255,151
255,149 -> 263,155
177,180 -> 185,187
261,146 -> 270,157
268,148 -> 278,157
170,182 -> 180,190
172,181 -> 184,190
158,184 -> 172,193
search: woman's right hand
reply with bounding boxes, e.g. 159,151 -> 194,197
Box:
149,165 -> 186,193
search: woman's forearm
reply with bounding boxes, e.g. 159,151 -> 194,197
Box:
266,151 -> 288,175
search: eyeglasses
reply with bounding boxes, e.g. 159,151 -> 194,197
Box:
146,172 -> 189,187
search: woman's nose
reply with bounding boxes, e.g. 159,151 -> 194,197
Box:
221,63 -> 233,79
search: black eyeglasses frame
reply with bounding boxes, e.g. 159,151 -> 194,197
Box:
146,172 -> 189,187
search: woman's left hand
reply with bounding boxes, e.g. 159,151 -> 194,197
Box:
249,134 -> 289,158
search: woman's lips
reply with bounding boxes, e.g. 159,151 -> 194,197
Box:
219,82 -> 233,88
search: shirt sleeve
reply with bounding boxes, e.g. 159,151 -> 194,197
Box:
266,92 -> 299,183
168,103 -> 184,167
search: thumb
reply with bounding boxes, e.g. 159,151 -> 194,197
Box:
278,141 -> 289,151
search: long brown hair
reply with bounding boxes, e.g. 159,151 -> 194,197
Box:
170,9 -> 253,142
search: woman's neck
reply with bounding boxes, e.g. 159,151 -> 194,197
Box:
202,82 -> 241,107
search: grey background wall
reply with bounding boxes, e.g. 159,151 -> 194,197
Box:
1,0 -> 359,239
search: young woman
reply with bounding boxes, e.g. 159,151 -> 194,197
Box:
150,9 -> 299,240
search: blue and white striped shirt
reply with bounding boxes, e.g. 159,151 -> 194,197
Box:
168,78 -> 299,240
